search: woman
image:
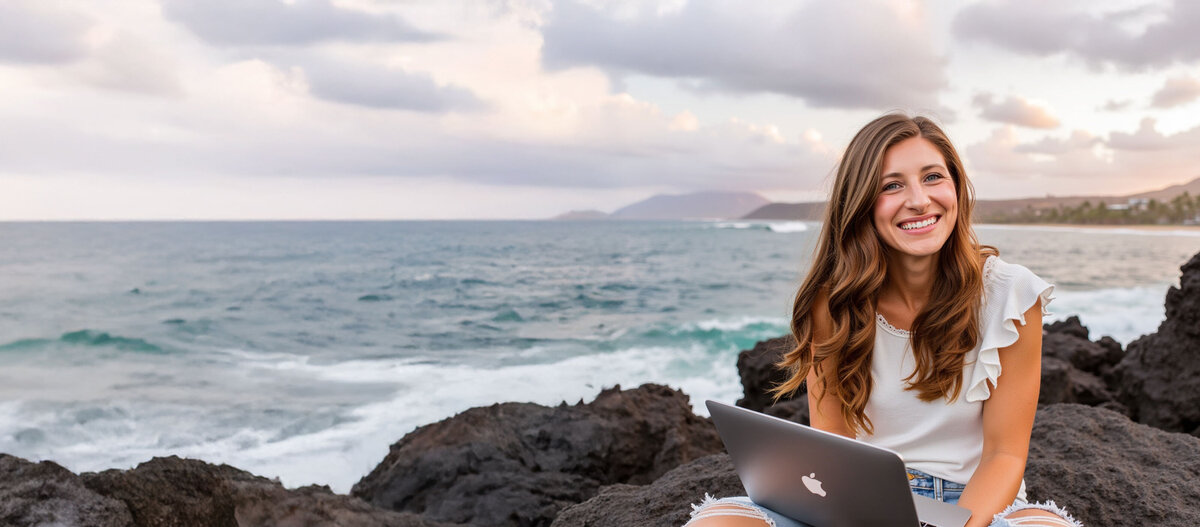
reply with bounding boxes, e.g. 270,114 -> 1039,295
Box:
685,114 -> 1082,527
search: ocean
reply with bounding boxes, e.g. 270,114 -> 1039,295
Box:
0,220 -> 1196,492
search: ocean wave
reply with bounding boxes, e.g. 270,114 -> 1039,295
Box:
0,341 -> 746,494
708,221 -> 811,233
0,330 -> 165,354
1051,286 -> 1168,344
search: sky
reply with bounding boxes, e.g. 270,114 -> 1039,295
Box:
3,0 -> 1200,220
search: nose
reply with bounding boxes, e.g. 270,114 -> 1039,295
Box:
905,185 -> 931,211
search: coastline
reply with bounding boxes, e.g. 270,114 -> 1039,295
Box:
978,222 -> 1200,231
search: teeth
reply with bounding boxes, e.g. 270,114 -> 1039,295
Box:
900,217 -> 937,230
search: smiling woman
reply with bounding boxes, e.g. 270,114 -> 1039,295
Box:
685,114 -> 1083,527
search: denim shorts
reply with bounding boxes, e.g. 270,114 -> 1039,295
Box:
684,468 -> 1083,527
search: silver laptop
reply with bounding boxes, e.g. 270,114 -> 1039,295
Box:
706,400 -> 972,527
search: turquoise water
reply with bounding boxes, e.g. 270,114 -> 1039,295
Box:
0,220 -> 1195,492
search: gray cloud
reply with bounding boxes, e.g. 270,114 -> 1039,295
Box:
161,0 -> 439,46
0,3 -> 92,64
973,93 -> 1060,129
540,0 -> 948,110
0,103 -> 832,195
301,58 -> 487,112
953,0 -> 1200,71
1100,99 -> 1132,111
965,121 -> 1200,198
1014,130 -> 1099,155
1151,76 -> 1200,108
1107,118 -> 1179,151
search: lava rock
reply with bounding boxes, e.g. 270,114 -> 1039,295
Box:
81,456 -> 443,527
351,384 -> 723,526
1042,331 -> 1122,376
0,454 -> 133,527
1114,251 -> 1200,435
1025,404 -> 1200,526
1044,316 -> 1090,340
735,335 -> 798,412
1038,356 -> 1120,409
735,335 -> 809,424
550,454 -> 743,527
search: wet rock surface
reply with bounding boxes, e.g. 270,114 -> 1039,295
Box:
79,456 -> 445,527
351,383 -> 723,526
735,335 -> 809,424
0,454 -> 132,527
550,453 -> 742,527
1114,251 -> 1200,435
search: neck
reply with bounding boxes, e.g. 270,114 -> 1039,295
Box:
882,252 -> 939,311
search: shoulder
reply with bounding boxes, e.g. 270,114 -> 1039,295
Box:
964,256 -> 1055,402
983,255 -> 1051,300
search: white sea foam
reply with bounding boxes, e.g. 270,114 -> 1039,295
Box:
708,221 -> 811,233
1049,285 -> 1168,344
0,342 -> 746,494
685,315 -> 786,333
235,343 -> 746,492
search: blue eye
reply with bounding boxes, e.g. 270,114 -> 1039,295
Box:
924,173 -> 943,182
883,182 -> 901,191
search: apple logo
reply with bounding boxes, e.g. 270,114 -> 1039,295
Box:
801,472 -> 827,497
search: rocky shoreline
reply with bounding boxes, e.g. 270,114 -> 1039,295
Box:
4,251 -> 1199,526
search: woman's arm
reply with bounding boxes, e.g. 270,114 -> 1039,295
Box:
957,301 -> 1043,527
806,291 -> 855,439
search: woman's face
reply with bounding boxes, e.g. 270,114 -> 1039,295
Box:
872,136 -> 958,258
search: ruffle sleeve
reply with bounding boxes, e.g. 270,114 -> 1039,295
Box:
963,256 -> 1055,403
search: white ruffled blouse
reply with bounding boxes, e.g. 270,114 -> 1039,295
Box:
858,255 -> 1054,501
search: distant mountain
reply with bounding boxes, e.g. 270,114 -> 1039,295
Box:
741,176 -> 1200,221
741,202 -> 826,221
608,191 -> 770,220
552,209 -> 610,220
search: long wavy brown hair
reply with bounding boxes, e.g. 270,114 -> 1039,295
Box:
771,113 -> 996,435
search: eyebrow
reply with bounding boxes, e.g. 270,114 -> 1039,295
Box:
882,164 -> 946,179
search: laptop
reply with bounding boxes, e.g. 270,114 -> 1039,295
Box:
706,400 -> 973,527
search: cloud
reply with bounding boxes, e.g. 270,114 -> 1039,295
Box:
972,93 -> 1060,129
161,0 -> 438,46
952,0 -> 1200,71
965,120 -> 1200,198
540,0 -> 948,110
300,57 -> 487,112
1107,118 -> 1179,151
1099,99 -> 1132,111
1014,130 -> 1099,155
1151,75 -> 1200,108
0,2 -> 92,64
74,32 -> 183,95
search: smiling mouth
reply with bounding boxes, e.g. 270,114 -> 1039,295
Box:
899,215 -> 939,230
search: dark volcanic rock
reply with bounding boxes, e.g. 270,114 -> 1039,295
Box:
736,335 -> 809,424
550,454 -> 743,527
81,456 -> 443,527
1038,356 -> 1121,410
1114,251 -> 1200,434
1025,404 -> 1200,526
1044,316 -> 1090,340
0,454 -> 133,527
352,384 -> 723,526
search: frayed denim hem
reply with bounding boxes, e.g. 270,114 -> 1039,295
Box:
989,499 -> 1084,527
683,493 -> 777,527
